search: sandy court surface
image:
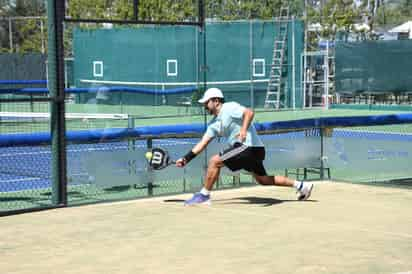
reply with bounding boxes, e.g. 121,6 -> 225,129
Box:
1,181 -> 412,274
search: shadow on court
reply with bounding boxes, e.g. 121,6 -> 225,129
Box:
163,196 -> 318,206
219,196 -> 317,206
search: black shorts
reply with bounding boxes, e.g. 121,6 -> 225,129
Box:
219,143 -> 267,176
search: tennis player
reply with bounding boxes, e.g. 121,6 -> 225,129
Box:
176,87 -> 314,206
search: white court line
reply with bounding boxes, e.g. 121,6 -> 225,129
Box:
0,177 -> 44,183
0,145 -> 127,157
0,151 -> 51,157
155,140 -> 197,147
0,140 -> 197,157
0,112 -> 128,119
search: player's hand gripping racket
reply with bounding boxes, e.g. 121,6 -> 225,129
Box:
145,147 -> 176,170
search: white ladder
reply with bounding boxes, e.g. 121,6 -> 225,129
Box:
264,6 -> 289,109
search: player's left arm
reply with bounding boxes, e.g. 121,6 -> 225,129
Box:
238,108 -> 254,142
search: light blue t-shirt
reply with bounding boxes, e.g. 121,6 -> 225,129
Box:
205,102 -> 264,147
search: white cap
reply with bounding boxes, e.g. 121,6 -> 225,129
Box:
198,88 -> 224,103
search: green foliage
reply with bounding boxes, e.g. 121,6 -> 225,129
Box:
138,0 -> 196,21
372,0 -> 412,27
6,0 -> 412,53
307,0 -> 359,40
113,0 -> 134,20
64,0 -> 304,21
18,19 -> 46,53
306,0 -> 412,42
67,0 -> 112,20
398,0 -> 412,20
205,0 -> 303,20
0,0 -> 46,53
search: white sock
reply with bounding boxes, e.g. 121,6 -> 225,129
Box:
200,187 -> 210,196
293,181 -> 303,190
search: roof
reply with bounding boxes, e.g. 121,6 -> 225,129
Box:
388,21 -> 412,37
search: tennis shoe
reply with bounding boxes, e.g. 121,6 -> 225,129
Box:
184,192 -> 211,206
297,182 -> 314,201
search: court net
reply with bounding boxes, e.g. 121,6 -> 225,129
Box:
0,111 -> 130,134
76,79 -> 270,110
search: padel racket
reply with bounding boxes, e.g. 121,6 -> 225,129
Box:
147,147 -> 176,170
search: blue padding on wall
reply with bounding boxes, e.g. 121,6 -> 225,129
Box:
0,88 -> 49,94
256,113 -> 412,131
0,124 -> 206,146
0,80 -> 47,85
132,123 -> 205,136
0,132 -> 51,146
1,114 -> 412,147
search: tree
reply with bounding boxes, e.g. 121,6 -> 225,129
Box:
205,0 -> 304,20
306,0 -> 360,41
14,0 -> 46,16
0,0 -> 46,52
399,0 -> 412,19
2,0 -> 307,53
18,18 -> 46,53
359,0 -> 412,29
66,0 -> 304,22
67,0 -> 197,22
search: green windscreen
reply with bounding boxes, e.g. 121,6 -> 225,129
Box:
72,20 -> 304,109
335,40 -> 412,94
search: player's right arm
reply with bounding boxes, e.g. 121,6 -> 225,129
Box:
176,134 -> 213,167
192,134 -> 213,154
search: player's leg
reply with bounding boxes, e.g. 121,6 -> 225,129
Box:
204,154 -> 225,190
185,143 -> 247,206
184,154 -> 224,206
244,146 -> 314,200
252,173 -> 313,201
252,173 -> 294,187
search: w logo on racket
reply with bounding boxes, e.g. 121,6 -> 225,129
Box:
150,150 -> 164,165
148,148 -> 176,170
